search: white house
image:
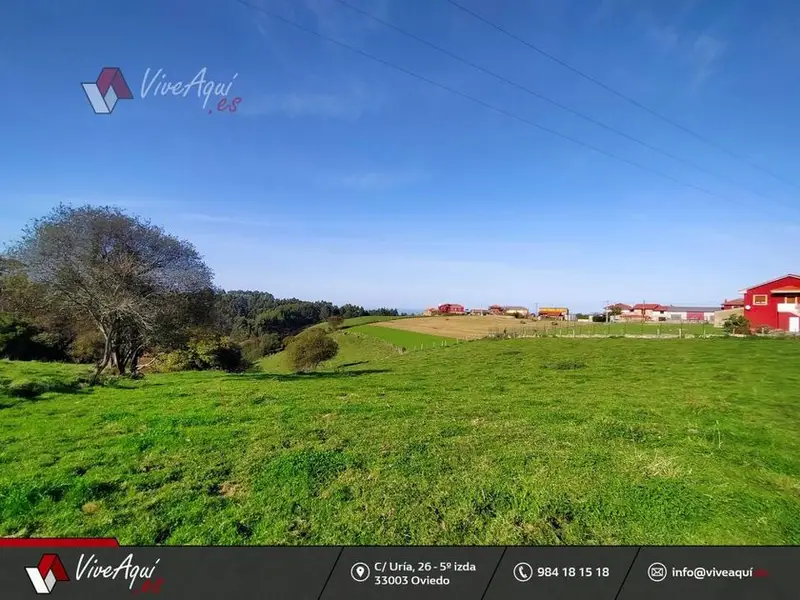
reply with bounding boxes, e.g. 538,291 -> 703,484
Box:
663,306 -> 718,321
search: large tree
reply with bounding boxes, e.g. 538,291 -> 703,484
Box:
7,204 -> 213,379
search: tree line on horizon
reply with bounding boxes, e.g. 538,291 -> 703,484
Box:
0,204 -> 400,379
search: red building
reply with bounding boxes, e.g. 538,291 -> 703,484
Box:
438,303 -> 465,314
488,305 -> 504,315
741,274 -> 800,333
721,298 -> 744,310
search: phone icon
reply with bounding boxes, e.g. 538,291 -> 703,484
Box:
514,562 -> 533,582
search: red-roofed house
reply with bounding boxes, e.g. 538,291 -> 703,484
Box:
741,274 -> 800,333
619,303 -> 668,321
438,303 -> 465,315
721,298 -> 744,310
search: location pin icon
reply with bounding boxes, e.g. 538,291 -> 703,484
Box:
356,566 -> 365,577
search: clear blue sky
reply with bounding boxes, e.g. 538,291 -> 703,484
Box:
1,0 -> 798,312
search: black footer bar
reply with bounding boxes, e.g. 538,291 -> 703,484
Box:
1,544 -> 797,599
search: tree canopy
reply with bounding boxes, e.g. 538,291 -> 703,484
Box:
6,204 -> 214,378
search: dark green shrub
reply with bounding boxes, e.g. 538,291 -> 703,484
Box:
326,316 -> 345,331
152,337 -> 249,373
152,350 -> 197,373
723,314 -> 751,335
285,329 -> 339,372
189,337 -> 249,372
240,333 -> 283,362
7,379 -> 46,398
0,314 -> 66,361
70,330 -> 105,363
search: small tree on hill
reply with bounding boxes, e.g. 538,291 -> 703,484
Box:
327,315 -> 345,331
723,314 -> 750,335
285,329 -> 339,372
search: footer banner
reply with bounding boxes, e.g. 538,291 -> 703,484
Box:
1,540 -> 797,599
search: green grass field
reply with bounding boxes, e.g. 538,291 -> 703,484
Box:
349,324 -> 456,349
1,337 -> 799,545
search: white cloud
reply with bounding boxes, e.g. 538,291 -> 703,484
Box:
691,33 -> 726,84
241,91 -> 363,119
333,170 -> 424,189
239,79 -> 383,120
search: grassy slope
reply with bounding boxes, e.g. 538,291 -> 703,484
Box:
340,316 -> 408,328
349,324 -> 456,348
258,330 -> 399,373
0,338 -> 799,545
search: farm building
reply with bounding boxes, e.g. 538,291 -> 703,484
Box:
740,274 -> 800,333
537,307 -> 569,320
438,303 -> 465,315
721,298 -> 744,310
503,306 -> 530,317
619,303 -> 668,321
663,306 -> 719,321
422,307 -> 439,316
470,308 -> 489,315
488,305 -> 505,315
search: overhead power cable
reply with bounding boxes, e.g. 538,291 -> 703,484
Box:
442,0 -> 800,191
236,0 -> 724,199
333,0 -> 773,201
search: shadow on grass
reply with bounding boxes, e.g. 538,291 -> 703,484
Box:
0,381 -> 94,409
243,369 -> 391,381
336,361 -> 369,368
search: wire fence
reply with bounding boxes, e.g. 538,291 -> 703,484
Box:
485,320 -> 724,339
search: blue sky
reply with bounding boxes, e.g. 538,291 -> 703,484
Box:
1,0 -> 798,312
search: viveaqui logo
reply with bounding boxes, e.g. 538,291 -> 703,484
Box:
82,66 -> 242,115
26,554 -> 69,594
82,68 -> 134,114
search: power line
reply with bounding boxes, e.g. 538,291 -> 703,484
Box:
236,0 -> 722,199
332,0 -> 774,202
442,0 -> 800,191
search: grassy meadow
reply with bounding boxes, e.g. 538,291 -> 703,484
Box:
1,336 -> 799,545
349,324 -> 456,349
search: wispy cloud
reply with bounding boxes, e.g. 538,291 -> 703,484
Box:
240,85 -> 378,120
243,0 -> 390,47
332,170 -> 425,190
646,24 -> 726,85
690,33 -> 726,84
179,213 -> 293,228
302,0 -> 390,42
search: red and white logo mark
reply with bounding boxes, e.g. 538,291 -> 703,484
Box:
26,554 -> 70,594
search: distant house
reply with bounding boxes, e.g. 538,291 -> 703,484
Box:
422,307 -> 439,316
470,308 -> 489,315
503,306 -> 529,317
664,306 -> 719,321
740,274 -> 800,333
537,307 -> 569,320
488,305 -> 505,315
721,298 -> 744,310
621,303 -> 667,321
438,303 -> 465,315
